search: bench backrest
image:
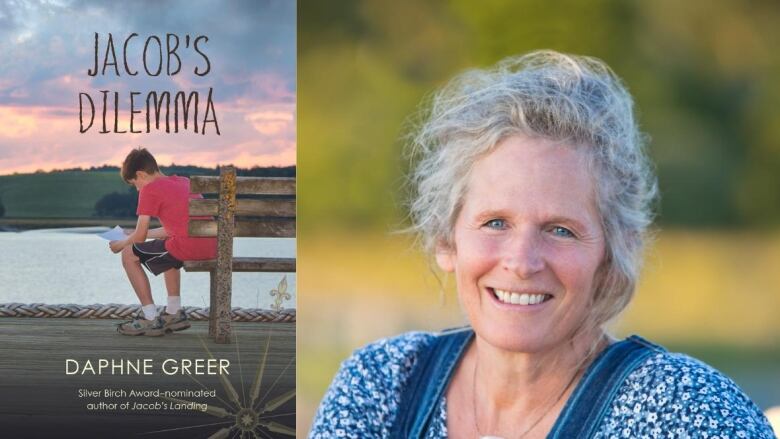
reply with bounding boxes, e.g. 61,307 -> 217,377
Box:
187,166 -> 296,240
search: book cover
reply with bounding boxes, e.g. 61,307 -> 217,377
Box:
0,1 -> 296,437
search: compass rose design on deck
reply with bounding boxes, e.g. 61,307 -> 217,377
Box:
148,328 -> 296,438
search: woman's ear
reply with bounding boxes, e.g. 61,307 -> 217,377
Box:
434,240 -> 455,273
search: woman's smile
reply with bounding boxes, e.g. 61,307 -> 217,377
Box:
488,287 -> 553,307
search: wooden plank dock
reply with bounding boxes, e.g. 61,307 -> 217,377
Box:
0,318 -> 295,438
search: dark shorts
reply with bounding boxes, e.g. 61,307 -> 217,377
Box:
132,240 -> 183,276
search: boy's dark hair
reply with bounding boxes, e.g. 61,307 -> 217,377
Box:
121,147 -> 159,183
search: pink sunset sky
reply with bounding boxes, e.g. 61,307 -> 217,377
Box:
0,0 -> 295,175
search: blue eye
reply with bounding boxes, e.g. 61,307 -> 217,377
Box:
484,219 -> 506,229
551,226 -> 575,238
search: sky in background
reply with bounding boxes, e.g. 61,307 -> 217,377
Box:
0,0 -> 295,174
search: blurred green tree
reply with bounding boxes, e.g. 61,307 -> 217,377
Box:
299,0 -> 780,232
93,188 -> 137,218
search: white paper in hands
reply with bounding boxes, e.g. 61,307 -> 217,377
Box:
98,225 -> 126,241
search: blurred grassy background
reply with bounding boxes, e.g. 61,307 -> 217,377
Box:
297,0 -> 780,434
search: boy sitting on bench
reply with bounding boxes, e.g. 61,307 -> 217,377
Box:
109,147 -> 217,336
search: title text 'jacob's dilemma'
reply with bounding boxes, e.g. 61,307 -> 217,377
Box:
79,33 -> 220,135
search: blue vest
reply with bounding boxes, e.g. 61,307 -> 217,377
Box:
391,328 -> 665,438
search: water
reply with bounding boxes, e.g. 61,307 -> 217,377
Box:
0,228 -> 296,309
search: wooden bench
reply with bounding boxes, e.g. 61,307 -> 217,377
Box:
183,165 -> 295,343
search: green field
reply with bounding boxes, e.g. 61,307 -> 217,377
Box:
0,171 -> 129,218
0,166 -> 294,220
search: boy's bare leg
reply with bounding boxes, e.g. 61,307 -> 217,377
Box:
163,268 -> 182,315
121,245 -> 153,306
163,268 -> 181,296
160,268 -> 188,330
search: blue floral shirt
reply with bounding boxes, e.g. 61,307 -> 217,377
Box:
310,332 -> 776,438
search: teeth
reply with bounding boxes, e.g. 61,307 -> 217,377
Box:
494,289 -> 549,306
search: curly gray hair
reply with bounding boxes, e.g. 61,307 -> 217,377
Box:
406,50 -> 657,327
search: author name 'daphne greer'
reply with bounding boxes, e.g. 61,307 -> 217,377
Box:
65,358 -> 229,376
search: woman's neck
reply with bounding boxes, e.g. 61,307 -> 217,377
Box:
467,327 -> 609,435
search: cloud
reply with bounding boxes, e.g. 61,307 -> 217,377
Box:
0,0 -> 295,106
0,91 -> 296,174
0,105 -> 50,139
247,110 -> 294,136
0,0 -> 295,174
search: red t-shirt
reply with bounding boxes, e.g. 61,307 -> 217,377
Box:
136,175 -> 217,261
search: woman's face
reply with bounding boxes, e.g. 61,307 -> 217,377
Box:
436,135 -> 606,353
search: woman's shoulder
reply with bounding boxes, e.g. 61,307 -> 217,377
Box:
309,331 -> 439,438
346,330 -> 438,371
596,341 -> 775,438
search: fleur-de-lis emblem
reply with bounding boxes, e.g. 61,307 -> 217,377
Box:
270,276 -> 290,311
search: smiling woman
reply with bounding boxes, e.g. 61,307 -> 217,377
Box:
309,51 -> 776,438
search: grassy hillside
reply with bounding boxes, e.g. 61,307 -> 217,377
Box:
0,166 -> 296,219
0,171 -> 129,218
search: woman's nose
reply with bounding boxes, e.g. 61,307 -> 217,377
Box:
500,230 -> 545,278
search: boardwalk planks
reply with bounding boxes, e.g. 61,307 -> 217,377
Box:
0,318 -> 295,437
